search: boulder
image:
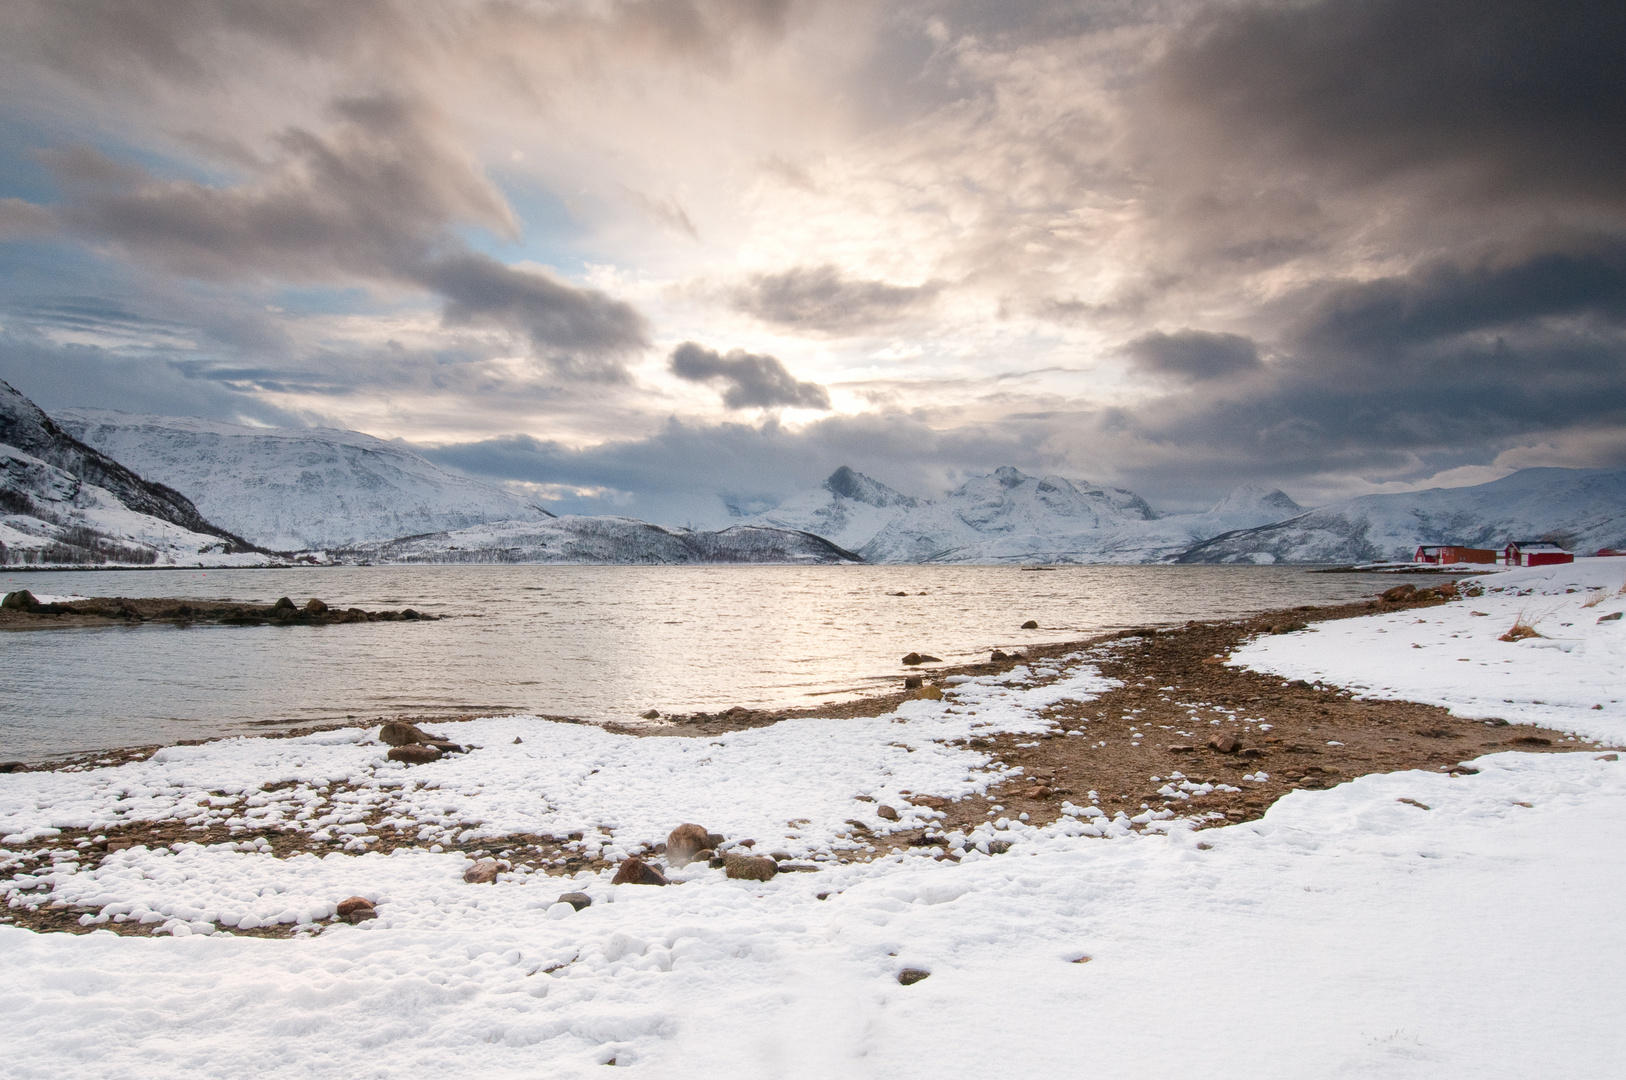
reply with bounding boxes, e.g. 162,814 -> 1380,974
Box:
1,590 -> 38,610
723,854 -> 778,881
1599,611 -> 1623,623
402,608 -> 421,620
0,761 -> 26,773
378,720 -> 436,746
387,743 -> 442,764
903,675 -> 923,690
705,832 -> 726,849
1208,733 -> 1240,754
990,650 -> 1008,662
914,685 -> 944,701
666,823 -> 712,866
897,968 -> 931,985
336,896 -> 376,923
1381,584 -> 1418,602
611,857 -> 668,886
463,858 -> 506,884
640,709 -> 661,719
273,596 -> 296,611
900,652 -> 941,665
304,598 -> 328,615
557,891 -> 593,911
1021,620 -> 1038,629
876,805 -> 900,821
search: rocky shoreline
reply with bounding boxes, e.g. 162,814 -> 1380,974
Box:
0,590 -> 437,630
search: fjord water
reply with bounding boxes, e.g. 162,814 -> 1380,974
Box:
0,564 -> 1396,760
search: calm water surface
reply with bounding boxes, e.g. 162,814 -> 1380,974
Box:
1,564 -> 1395,760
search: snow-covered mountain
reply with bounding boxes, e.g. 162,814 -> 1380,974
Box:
749,465 -> 922,551
859,466 -> 1160,563
55,410 -> 554,551
0,380 -> 269,567
344,518 -> 862,565
1179,468 -> 1626,564
746,466 -> 1306,564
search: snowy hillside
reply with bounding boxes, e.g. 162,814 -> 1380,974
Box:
750,466 -> 1305,564
1179,468 -> 1626,564
1,380 -> 268,568
344,518 -> 862,565
855,467 -> 1154,563
56,410 -> 553,551
749,466 -> 922,551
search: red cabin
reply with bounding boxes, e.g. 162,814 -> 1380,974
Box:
1503,541 -> 1574,567
1414,545 -> 1497,565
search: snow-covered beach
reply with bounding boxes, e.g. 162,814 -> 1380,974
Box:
4,561 -> 1625,1078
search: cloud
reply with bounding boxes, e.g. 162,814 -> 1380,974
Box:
1152,0 -> 1626,209
733,265 -> 940,333
668,341 -> 831,409
1125,329 -> 1262,381
418,409 -> 1050,526
33,93 -> 647,374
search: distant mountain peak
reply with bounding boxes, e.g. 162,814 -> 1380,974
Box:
822,466 -> 920,509
1210,484 -> 1304,518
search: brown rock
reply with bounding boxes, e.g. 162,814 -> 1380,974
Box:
897,968 -> 931,985
611,857 -> 668,886
876,804 -> 900,821
1208,733 -> 1240,754
724,854 -> 778,881
667,823 -> 712,866
378,720 -> 436,746
463,858 -> 507,884
1021,620 -> 1039,629
304,598 -> 328,615
903,675 -> 923,690
336,896 -> 375,922
1168,744 -> 1196,752
2,590 -> 38,610
558,892 -> 592,911
273,596 -> 296,610
0,761 -> 26,773
1024,785 -> 1054,798
388,743 -> 442,764
640,709 -> 661,719
705,832 -> 726,848
914,685 -> 944,700
901,652 -> 941,665
990,650 -> 1008,661
1381,584 -> 1418,602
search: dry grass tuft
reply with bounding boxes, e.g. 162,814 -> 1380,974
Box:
1582,589 -> 1608,608
1499,607 -> 1545,642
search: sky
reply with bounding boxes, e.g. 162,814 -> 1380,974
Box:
0,0 -> 1622,525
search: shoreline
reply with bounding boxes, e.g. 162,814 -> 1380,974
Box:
3,580 -> 1605,940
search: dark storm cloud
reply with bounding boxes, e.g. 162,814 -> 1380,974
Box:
1104,238 -> 1626,496
1125,329 -> 1260,381
733,266 -> 940,333
426,255 -> 647,382
35,94 -> 647,372
669,342 -> 831,410
1154,0 -> 1626,208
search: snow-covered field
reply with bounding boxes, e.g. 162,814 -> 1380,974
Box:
1233,558 -> 1626,743
3,563 -> 1624,1077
